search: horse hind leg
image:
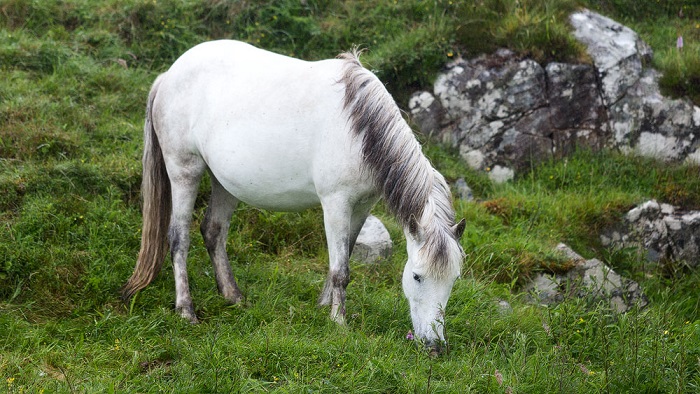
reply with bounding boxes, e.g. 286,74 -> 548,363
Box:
168,160 -> 206,323
200,174 -> 243,304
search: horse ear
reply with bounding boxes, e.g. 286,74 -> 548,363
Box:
452,218 -> 466,239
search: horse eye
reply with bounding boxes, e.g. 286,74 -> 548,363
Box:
413,273 -> 422,283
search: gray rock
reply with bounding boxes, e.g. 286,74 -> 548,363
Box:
546,62 -> 606,155
429,50 -> 559,175
454,178 -> 474,201
411,9 -> 700,180
408,91 -> 444,139
488,165 -> 515,184
497,108 -> 554,170
569,9 -> 651,105
523,243 -> 648,313
351,215 -> 393,264
608,68 -> 700,159
602,200 -> 700,268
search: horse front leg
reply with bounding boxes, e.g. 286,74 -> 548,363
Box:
318,197 -> 372,325
318,198 -> 352,325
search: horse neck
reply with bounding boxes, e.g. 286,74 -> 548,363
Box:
424,178 -> 455,235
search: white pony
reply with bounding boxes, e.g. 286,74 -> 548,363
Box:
122,40 -> 465,349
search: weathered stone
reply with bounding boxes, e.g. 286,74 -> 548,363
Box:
408,91 -> 445,139
546,62 -> 602,131
434,50 -> 546,140
687,149 -> 700,165
496,108 -> 554,170
602,200 -> 700,268
351,215 -> 393,264
546,62 -> 607,156
430,50 -> 558,176
411,9 -> 700,181
454,178 -> 474,201
523,244 -> 648,313
569,9 -> 651,105
607,68 -> 700,159
435,50 -> 545,120
488,165 -> 515,184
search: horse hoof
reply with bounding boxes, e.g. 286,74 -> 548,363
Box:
424,340 -> 445,357
330,304 -> 346,325
224,292 -> 244,305
177,306 -> 199,324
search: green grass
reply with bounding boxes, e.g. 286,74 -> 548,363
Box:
1,0 -> 700,392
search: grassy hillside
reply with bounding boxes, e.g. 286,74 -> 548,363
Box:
1,0 -> 699,392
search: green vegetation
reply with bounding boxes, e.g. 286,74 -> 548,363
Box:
1,0 -> 699,392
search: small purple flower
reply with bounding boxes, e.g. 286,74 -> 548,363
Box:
677,35 -> 684,50
406,330 -> 414,341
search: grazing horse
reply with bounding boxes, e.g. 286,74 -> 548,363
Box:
122,40 -> 465,349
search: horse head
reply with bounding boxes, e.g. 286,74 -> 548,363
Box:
402,215 -> 465,353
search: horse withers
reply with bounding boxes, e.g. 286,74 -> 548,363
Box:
121,40 -> 466,351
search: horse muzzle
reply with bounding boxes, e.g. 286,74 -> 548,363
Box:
423,339 -> 446,357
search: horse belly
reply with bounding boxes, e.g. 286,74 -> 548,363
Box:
202,118 -> 367,212
209,148 -> 322,212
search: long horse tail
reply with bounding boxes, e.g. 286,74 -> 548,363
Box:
121,74 -> 171,301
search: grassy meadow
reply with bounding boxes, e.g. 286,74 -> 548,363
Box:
1,0 -> 700,392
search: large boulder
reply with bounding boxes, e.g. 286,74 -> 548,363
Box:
569,9 -> 652,106
409,9 -> 700,181
546,62 -> 607,155
410,49 -> 607,181
613,69 -> 700,160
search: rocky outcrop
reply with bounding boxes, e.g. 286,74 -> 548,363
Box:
409,9 -> 700,182
601,200 -> 700,268
569,9 -> 652,107
524,244 -> 648,313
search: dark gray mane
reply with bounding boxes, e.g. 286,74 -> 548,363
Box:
338,51 -> 463,277
338,51 -> 430,229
